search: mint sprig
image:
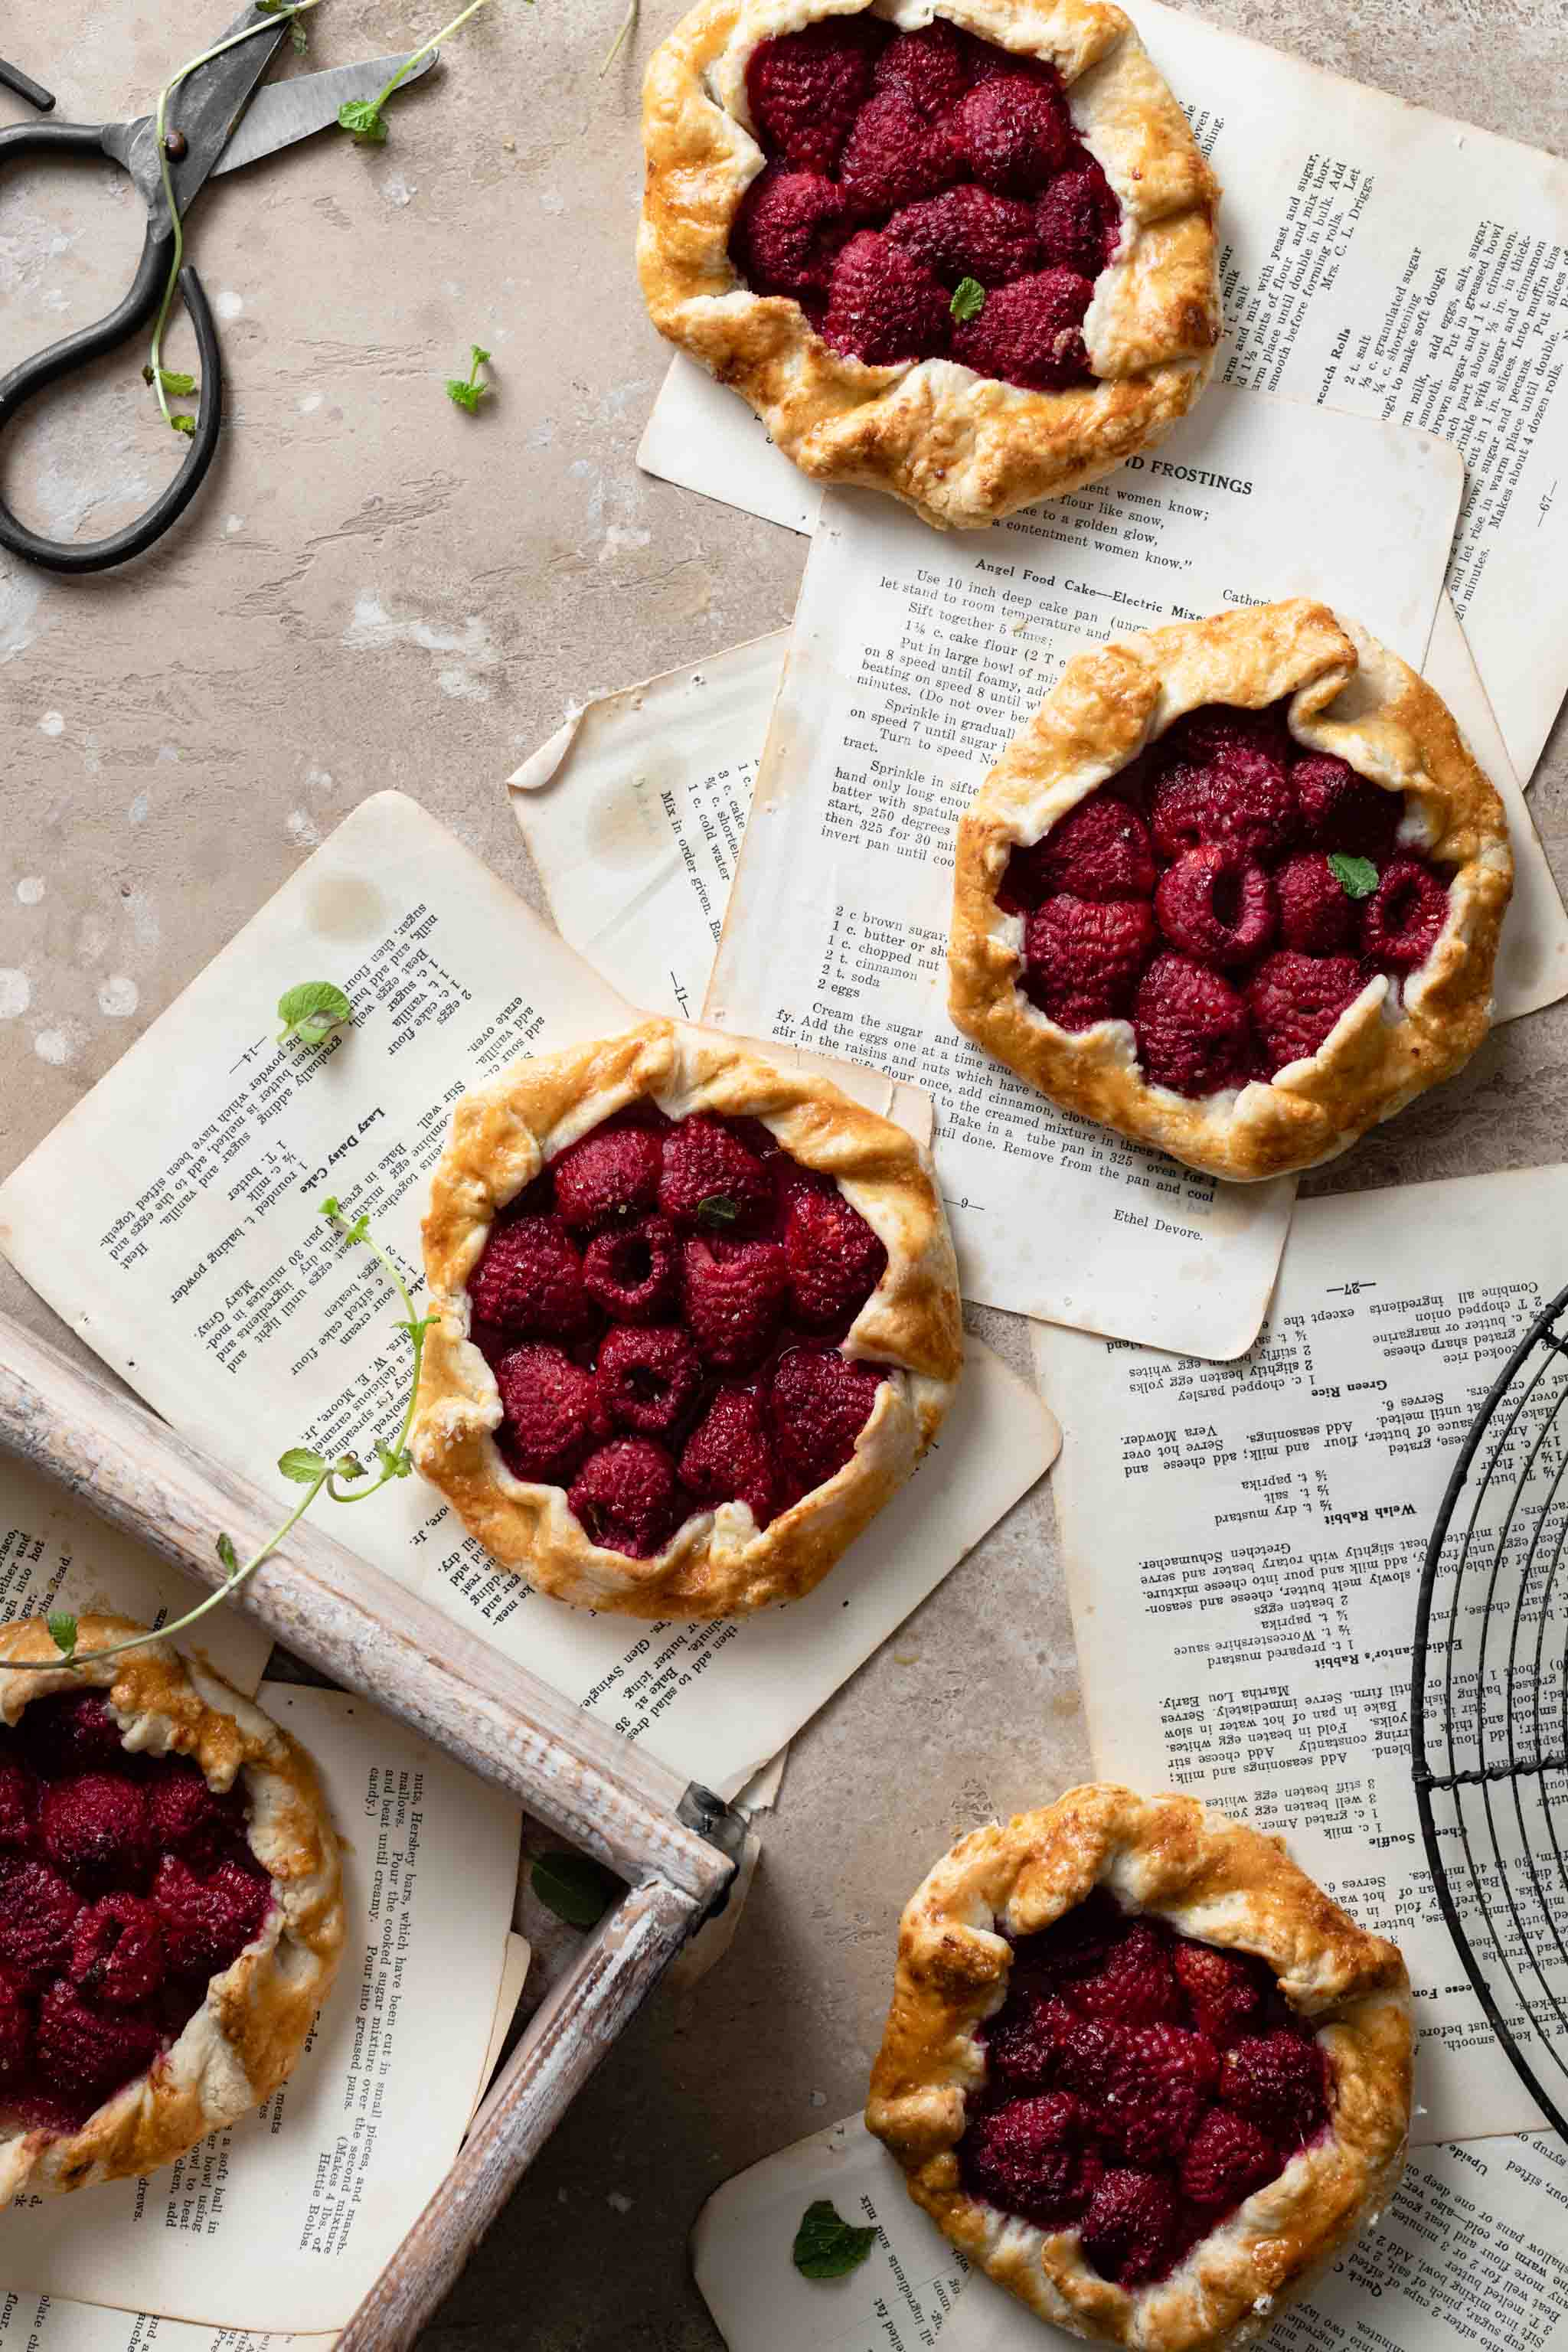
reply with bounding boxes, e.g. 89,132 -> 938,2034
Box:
338,0 -> 502,145
950,276 -> 986,322
1328,852 -> 1379,900
446,345 -> 492,413
46,1614 -> 78,1664
277,980 -> 352,1047
531,1851 -> 620,1929
792,2200 -> 877,2280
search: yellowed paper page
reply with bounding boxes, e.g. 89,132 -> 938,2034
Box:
467,1932 -> 531,2132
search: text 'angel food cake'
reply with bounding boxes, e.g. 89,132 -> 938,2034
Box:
949,600 -> 1513,1180
411,1018 -> 962,1619
0,1619 -> 342,2198
867,1785 -> 1412,2350
639,0 -> 1220,526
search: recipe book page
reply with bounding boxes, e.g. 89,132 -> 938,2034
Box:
638,0 -> 1568,782
0,1685 -> 521,2334
705,387 -> 1460,1358
1033,1162 -> 1568,2145
0,795 -> 1058,1802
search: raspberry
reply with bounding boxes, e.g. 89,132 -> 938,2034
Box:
0,1966 -> 31,2083
956,31 -> 1056,87
745,19 -> 880,173
731,166 -> 848,297
1180,2106 -> 1281,2210
0,1759 -> 36,1856
1052,2009 -> 1133,2105
36,1979 -> 162,2107
1011,1889 -> 1129,1988
678,1388 -> 779,1529
1079,2167 -> 1183,2287
1155,845 -> 1276,969
961,2092 -> 1102,2226
550,1122 -> 662,1233
886,185 -> 1039,286
582,1214 -> 679,1323
951,72 -> 1074,195
986,1988 -> 1069,2089
681,1235 -> 789,1370
146,1759 -> 242,1868
1151,743 -> 1295,864
1292,751 -> 1400,860
1075,1921 -> 1182,2028
782,1177 -> 887,1330
40,1773 -> 152,1893
568,1438 -> 687,1559
70,1893 -> 166,2008
1362,858 -> 1449,973
840,90 -> 965,219
1000,789 -> 1156,910
0,1860 -> 83,1984
1035,155 -> 1121,276
1022,895 -> 1155,1030
1135,954 -> 1254,1097
468,1214 -> 593,1340
1274,852 -> 1357,955
18,1690 -> 125,1778
871,20 -> 967,119
769,1347 -> 885,1488
951,266 -> 1093,390
1171,1940 -> 1266,2044
1220,2028 -> 1328,2147
597,1325 -> 704,1440
153,1854 -> 272,1978
1246,952 -> 1365,1076
495,1344 -> 609,1484
823,229 -> 951,366
1175,704 -> 1292,769
1101,2023 -> 1219,2166
658,1116 -> 773,1231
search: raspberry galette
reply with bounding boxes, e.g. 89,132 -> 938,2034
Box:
867,1785 -> 1411,2350
949,599 -> 1513,1180
0,1618 -> 342,2199
412,1018 -> 962,1619
639,0 -> 1220,528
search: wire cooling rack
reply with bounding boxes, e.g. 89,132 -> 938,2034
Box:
1412,1280 -> 1568,2141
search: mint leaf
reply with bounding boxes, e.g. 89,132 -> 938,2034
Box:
335,1452 -> 367,1481
446,345 -> 492,413
276,980 -> 352,1047
695,1196 -> 741,1227
142,366 -> 198,396
531,1850 -> 619,1929
374,1437 -> 414,1479
1328,852 -> 1379,900
278,1446 -> 328,1485
216,1533 -> 240,1574
289,15 -> 309,51
792,2200 -> 877,2280
46,1613 -> 77,1661
169,413 -> 197,437
338,96 -> 387,142
950,276 -> 986,322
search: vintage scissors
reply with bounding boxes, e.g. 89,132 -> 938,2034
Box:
0,11 -> 437,574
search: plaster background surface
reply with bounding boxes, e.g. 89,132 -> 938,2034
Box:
0,2 -> 1563,2344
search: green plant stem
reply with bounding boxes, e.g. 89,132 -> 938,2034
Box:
599,0 -> 637,75
322,1213 -> 430,1501
363,0 -> 494,122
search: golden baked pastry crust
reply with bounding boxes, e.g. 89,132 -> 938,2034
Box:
412,1017 -> 962,1619
0,1617 -> 344,2199
866,1783 -> 1413,2351
948,599 -> 1514,1181
639,0 -> 1220,528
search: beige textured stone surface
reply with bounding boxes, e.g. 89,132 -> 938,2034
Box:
0,0 -> 1563,2344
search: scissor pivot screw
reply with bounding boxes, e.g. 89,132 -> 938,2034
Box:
164,129 -> 188,159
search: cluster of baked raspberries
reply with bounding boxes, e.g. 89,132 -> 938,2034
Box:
466,1108 -> 894,1557
729,15 -> 1120,387
962,1889 -> 1331,2287
998,699 -> 1452,1094
0,1690 -> 271,2128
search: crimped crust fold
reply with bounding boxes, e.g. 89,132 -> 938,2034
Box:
948,599 -> 1514,1181
867,1783 -> 1413,2350
412,1018 -> 962,1619
639,0 -> 1221,528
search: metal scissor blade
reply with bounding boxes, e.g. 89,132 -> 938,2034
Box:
211,48 -> 437,175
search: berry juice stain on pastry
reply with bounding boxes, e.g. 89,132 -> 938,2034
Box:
639,2 -> 1221,527
0,1620 -> 342,2199
949,599 -> 1514,1181
411,1020 -> 962,1620
867,1784 -> 1413,2346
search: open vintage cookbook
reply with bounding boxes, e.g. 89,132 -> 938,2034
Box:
638,0 -> 1568,786
0,795 -> 1057,1803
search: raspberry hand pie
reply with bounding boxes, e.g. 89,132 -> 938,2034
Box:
412,1018 -> 962,1619
867,1785 -> 1411,2350
639,0 -> 1220,528
0,1618 -> 343,2198
949,600 -> 1513,1181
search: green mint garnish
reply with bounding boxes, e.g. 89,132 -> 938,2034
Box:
46,1614 -> 78,1662
695,1196 -> 742,1227
1328,852 -> 1379,900
446,345 -> 492,413
950,276 -> 986,322
276,980 -> 352,1047
531,1851 -> 620,1929
278,1446 -> 328,1485
792,2200 -> 877,2279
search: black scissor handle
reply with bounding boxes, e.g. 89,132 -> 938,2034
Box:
0,119 -> 223,573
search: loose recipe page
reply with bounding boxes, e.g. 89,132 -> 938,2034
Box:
1033,1163 -> 1568,2146
0,795 -> 1057,1803
704,387 -> 1460,1358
